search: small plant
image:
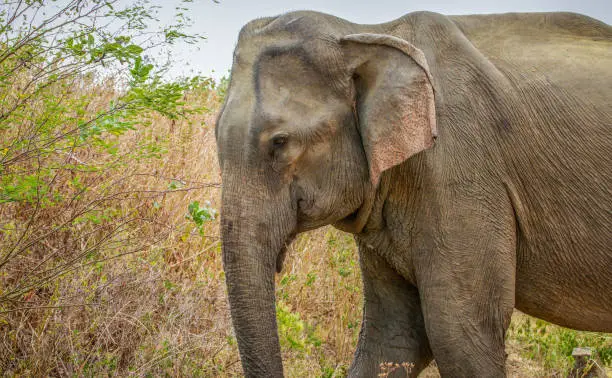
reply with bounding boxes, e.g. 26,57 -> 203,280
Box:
276,301 -> 308,352
276,301 -> 322,354
185,200 -> 217,234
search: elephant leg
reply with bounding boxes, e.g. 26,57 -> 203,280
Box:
417,193 -> 516,377
348,242 -> 433,378
419,269 -> 514,377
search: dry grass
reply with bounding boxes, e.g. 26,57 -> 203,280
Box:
1,84 -> 610,377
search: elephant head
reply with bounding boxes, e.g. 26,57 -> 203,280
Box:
215,12 -> 436,377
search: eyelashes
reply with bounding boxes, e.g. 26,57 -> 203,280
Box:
271,134 -> 288,148
269,133 -> 289,159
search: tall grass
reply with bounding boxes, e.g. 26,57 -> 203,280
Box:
0,79 -> 226,375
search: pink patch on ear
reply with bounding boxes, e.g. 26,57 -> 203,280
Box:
367,74 -> 436,186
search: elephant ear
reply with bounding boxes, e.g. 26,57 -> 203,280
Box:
341,34 -> 437,186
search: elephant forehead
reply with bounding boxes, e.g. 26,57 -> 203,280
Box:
257,55 -> 331,105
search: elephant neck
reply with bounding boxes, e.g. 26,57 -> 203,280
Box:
333,174 -> 390,234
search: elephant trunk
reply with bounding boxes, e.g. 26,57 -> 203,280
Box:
221,173 -> 293,378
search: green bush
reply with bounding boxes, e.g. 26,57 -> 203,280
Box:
0,0 -> 206,305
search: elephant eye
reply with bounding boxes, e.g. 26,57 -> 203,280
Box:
270,134 -> 288,151
268,133 -> 291,162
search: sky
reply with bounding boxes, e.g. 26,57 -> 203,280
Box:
161,0 -> 611,79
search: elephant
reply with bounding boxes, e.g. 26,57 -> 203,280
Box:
215,10 -> 612,377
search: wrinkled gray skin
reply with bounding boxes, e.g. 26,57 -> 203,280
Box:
215,10 -> 612,377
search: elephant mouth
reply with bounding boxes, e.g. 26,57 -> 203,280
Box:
276,233 -> 296,273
